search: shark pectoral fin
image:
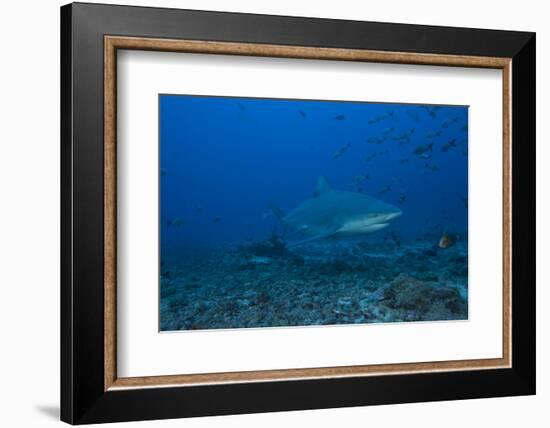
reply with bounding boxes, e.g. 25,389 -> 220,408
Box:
288,227 -> 339,248
288,234 -> 333,248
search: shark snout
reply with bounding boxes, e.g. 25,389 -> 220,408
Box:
385,210 -> 402,221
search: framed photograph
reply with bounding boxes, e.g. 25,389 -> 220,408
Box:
61,2 -> 535,424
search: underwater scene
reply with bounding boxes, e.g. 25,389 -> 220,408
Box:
159,95 -> 468,331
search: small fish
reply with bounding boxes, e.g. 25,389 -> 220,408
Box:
406,110 -> 420,121
353,174 -> 368,184
364,153 -> 377,162
426,130 -> 443,139
212,217 -> 221,223
438,232 -> 458,249
422,106 -> 442,118
250,256 -> 272,265
414,142 -> 434,156
334,115 -> 346,121
367,113 -> 391,125
237,103 -> 246,111
423,107 -> 436,118
366,136 -> 387,144
441,139 -> 457,152
424,163 -> 439,172
167,218 -> 184,227
378,184 -> 392,195
461,196 -> 468,209
160,168 -> 168,177
451,116 -> 460,123
393,131 -> 413,145
382,127 -> 395,135
378,149 -> 389,155
399,157 -> 409,164
461,124 -> 468,132
462,149 -> 468,157
195,206 -> 203,214
299,110 -> 307,118
398,194 -> 407,205
332,142 -> 352,160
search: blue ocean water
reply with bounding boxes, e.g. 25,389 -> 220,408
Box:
159,95 -> 468,331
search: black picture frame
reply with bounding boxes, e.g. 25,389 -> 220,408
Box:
61,2 -> 535,424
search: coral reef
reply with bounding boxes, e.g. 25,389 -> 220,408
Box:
160,239 -> 468,331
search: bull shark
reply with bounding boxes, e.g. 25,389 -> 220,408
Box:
271,176 -> 402,247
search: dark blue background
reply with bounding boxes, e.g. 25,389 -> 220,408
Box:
159,95 -> 468,252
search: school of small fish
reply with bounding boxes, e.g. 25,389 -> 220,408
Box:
163,102 -> 467,249
325,104 -> 467,248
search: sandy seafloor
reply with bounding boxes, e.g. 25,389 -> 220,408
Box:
160,238 -> 468,331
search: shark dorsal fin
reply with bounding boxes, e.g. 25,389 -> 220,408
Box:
315,176 -> 332,197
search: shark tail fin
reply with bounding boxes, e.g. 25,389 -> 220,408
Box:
269,203 -> 285,222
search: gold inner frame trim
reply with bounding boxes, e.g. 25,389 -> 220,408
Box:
104,35 -> 512,391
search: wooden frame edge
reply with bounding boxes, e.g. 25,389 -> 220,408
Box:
104,37 -> 117,391
110,357 -> 508,390
502,61 -> 513,369
103,35 -> 512,391
105,35 -> 511,68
